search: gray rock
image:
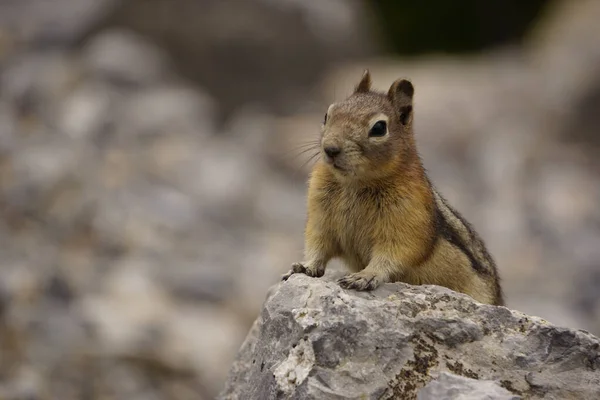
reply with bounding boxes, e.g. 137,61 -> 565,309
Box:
58,81 -> 115,140
86,0 -> 378,117
82,29 -> 170,86
0,0 -> 115,47
219,274 -> 600,400
418,372 -> 520,400
117,85 -> 215,137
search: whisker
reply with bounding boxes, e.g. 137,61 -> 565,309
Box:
283,140 -> 320,151
307,152 -> 321,167
283,141 -> 321,159
287,142 -> 320,152
295,149 -> 320,165
296,152 -> 321,175
295,139 -> 321,146
290,147 -> 321,160
293,145 -> 319,152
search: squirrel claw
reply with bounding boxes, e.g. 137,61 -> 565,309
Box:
337,272 -> 382,291
282,262 -> 324,281
281,262 -> 307,281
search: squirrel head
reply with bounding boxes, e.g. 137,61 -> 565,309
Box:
319,69 -> 415,181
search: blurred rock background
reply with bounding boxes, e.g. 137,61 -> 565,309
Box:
0,0 -> 598,398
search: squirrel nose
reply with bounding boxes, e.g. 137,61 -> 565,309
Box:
324,146 -> 341,158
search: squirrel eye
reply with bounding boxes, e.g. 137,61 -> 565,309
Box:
323,113 -> 328,125
369,120 -> 387,137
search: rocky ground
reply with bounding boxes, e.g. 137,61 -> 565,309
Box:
0,0 -> 599,399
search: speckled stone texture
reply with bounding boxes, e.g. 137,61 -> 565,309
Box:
220,274 -> 600,400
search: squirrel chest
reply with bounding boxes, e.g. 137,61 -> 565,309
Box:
309,167 -> 426,271
323,184 -> 378,265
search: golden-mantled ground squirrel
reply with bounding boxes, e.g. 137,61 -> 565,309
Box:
282,70 -> 504,306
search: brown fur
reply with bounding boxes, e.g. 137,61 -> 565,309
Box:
282,70 -> 504,306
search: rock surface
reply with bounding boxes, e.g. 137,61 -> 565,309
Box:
418,372 -> 519,400
219,274 -> 600,400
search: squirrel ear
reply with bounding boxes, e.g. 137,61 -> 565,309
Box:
387,79 -> 414,105
387,79 -> 414,125
354,69 -> 372,93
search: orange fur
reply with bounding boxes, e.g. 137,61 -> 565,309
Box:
282,71 -> 504,306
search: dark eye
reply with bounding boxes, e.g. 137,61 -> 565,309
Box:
323,113 -> 328,125
369,120 -> 387,137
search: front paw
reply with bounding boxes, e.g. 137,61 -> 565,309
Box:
281,262 -> 324,281
337,271 -> 382,291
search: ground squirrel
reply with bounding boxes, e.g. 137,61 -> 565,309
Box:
282,70 -> 504,306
